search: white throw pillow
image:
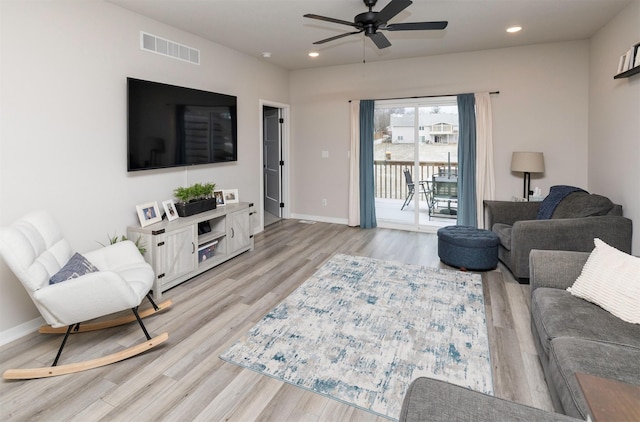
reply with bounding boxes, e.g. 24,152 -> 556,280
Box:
567,238 -> 640,324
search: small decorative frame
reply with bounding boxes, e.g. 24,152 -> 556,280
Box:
214,190 -> 226,206
223,189 -> 239,204
136,201 -> 162,227
162,199 -> 179,221
617,53 -> 628,74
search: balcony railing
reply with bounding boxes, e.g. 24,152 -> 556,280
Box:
374,160 -> 458,199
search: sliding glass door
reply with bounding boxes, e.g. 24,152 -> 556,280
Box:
374,97 -> 458,231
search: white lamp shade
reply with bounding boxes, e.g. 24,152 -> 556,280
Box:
511,152 -> 545,173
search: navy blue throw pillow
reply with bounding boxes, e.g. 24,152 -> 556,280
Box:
49,253 -> 99,285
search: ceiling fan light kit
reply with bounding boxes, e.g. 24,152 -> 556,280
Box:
304,0 -> 448,50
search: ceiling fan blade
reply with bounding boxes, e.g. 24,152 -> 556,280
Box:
376,0 -> 413,24
313,30 -> 363,45
303,14 -> 358,28
385,21 -> 449,31
367,32 -> 392,49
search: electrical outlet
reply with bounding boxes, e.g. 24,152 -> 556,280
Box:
322,198 -> 327,206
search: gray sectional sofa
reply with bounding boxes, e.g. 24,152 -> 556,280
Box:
529,249 -> 640,418
400,249 -> 640,421
484,191 -> 632,281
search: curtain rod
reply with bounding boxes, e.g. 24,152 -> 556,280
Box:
348,91 -> 499,102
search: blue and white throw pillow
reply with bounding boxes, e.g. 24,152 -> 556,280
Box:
49,253 -> 99,285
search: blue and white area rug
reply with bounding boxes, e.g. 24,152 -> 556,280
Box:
220,254 -> 493,420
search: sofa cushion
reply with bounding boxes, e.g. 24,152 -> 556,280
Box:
400,377 -> 577,422
552,192 -> 614,219
531,287 -> 640,358
548,337 -> 640,420
491,223 -> 512,250
568,238 -> 640,324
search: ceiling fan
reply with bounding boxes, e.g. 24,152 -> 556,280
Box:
304,0 -> 448,49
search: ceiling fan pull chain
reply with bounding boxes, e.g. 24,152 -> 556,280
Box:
363,36 -> 366,64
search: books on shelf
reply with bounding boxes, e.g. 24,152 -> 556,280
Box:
617,41 -> 640,75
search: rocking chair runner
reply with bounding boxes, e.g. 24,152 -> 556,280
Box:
0,211 -> 171,379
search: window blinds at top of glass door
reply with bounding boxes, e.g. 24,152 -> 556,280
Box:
374,96 -> 458,109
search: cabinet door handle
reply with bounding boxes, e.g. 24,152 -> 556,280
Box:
192,242 -> 195,254
231,227 -> 235,238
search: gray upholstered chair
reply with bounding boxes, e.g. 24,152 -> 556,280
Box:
484,193 -> 632,281
0,211 -> 172,379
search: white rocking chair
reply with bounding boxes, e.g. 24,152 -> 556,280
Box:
0,211 -> 171,379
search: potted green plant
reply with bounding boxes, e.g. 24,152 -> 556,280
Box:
174,182 -> 217,217
98,234 -> 147,256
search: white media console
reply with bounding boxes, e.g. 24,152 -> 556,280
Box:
128,202 -> 254,300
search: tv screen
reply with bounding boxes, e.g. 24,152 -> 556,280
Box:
127,77 -> 237,171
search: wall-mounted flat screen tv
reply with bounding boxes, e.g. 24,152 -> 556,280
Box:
127,77 -> 237,171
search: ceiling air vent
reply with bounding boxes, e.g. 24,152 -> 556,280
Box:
140,31 -> 200,65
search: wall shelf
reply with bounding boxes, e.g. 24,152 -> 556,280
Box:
614,65 -> 640,79
615,41 -> 640,79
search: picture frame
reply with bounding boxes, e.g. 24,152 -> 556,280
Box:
223,189 -> 239,204
617,53 -> 628,74
162,199 -> 179,221
136,201 -> 162,227
624,47 -> 634,71
214,189 -> 226,206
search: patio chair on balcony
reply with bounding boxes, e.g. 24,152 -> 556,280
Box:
401,168 -> 429,210
438,166 -> 458,178
427,175 -> 458,219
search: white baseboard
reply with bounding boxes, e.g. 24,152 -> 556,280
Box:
376,220 -> 441,234
0,316 -> 44,347
290,213 -> 348,226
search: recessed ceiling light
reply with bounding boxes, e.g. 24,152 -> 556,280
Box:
506,26 -> 522,33
308,51 -> 320,58
262,52 -> 272,58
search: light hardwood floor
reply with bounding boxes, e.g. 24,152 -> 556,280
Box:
0,220 -> 554,421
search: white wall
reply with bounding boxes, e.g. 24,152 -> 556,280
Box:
289,41 -> 590,220
0,1 -> 289,339
2,0 -> 634,342
589,0 -> 640,253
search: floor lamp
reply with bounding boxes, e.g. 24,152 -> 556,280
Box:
511,152 -> 545,200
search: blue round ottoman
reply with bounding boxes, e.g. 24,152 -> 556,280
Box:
437,226 -> 499,271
